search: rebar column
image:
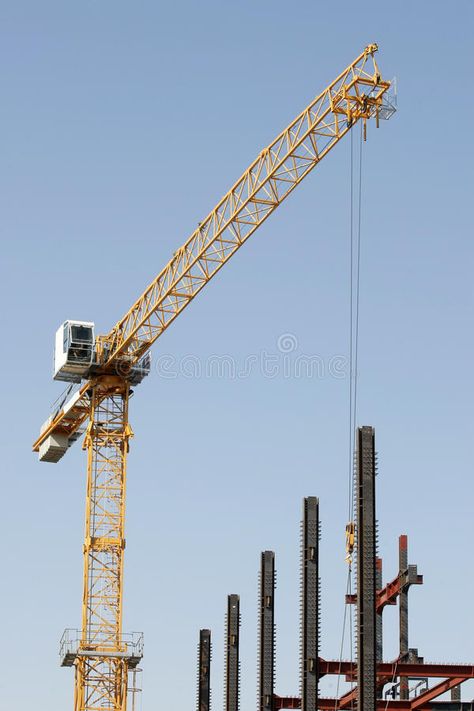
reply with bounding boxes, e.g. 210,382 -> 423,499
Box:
198,629 -> 212,711
399,535 -> 409,700
225,594 -> 240,711
300,497 -> 320,711
259,551 -> 276,711
356,426 -> 377,711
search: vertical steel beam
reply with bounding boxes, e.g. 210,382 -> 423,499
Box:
399,535 -> 409,701
451,685 -> 461,702
225,594 -> 240,711
300,497 -> 320,711
356,426 -> 377,711
375,557 -> 383,665
198,629 -> 212,711
259,551 -> 276,711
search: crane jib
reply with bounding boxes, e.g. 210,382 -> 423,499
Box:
33,46 -> 393,460
100,48 -> 390,370
33,45 -> 394,453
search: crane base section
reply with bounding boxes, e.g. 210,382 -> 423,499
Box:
59,629 -> 144,669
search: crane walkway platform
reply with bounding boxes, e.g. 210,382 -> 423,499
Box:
59,629 -> 143,669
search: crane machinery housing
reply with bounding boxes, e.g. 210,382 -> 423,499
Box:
33,44 -> 395,711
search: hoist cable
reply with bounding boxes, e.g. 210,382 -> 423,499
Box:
347,127 -> 355,521
335,567 -> 354,709
349,119 -> 364,697
349,118 -> 364,703
337,121 -> 364,708
353,122 -> 363,432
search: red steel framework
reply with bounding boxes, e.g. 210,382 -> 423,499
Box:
273,542 -> 473,710
273,428 -> 473,710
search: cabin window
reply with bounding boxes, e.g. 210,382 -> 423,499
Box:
71,325 -> 93,343
63,323 -> 69,353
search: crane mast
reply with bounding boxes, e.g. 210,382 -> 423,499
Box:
34,45 -> 393,711
78,379 -> 131,709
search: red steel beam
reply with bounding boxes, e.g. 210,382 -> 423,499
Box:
339,687 -> 357,709
318,659 -> 474,680
410,677 -> 466,709
346,572 -> 423,613
274,677 -> 467,711
273,697 -> 301,710
274,698 -> 463,711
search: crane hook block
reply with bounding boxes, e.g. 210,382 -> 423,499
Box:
345,521 -> 355,564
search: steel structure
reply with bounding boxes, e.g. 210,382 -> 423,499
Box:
300,497 -> 320,711
259,551 -> 276,711
346,558 -> 423,614
33,46 -> 393,709
225,594 -> 241,711
197,629 -> 212,711
253,431 -> 472,711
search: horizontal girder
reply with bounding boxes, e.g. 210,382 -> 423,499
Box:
317,659 -> 474,680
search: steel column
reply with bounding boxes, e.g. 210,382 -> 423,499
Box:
225,595 -> 240,711
198,629 -> 211,711
399,535 -> 409,700
356,426 -> 377,711
259,551 -> 276,711
451,686 -> 461,702
300,497 -> 320,711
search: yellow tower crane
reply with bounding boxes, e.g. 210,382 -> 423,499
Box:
33,44 -> 394,711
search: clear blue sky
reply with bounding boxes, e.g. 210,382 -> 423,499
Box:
1,1 -> 473,709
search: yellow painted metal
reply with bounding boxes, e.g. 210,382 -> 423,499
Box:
33,44 -> 391,456
32,44 -> 392,711
33,381 -> 91,452
74,376 -> 131,710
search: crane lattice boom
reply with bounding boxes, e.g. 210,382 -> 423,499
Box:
33,44 -> 391,458
100,44 -> 388,367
